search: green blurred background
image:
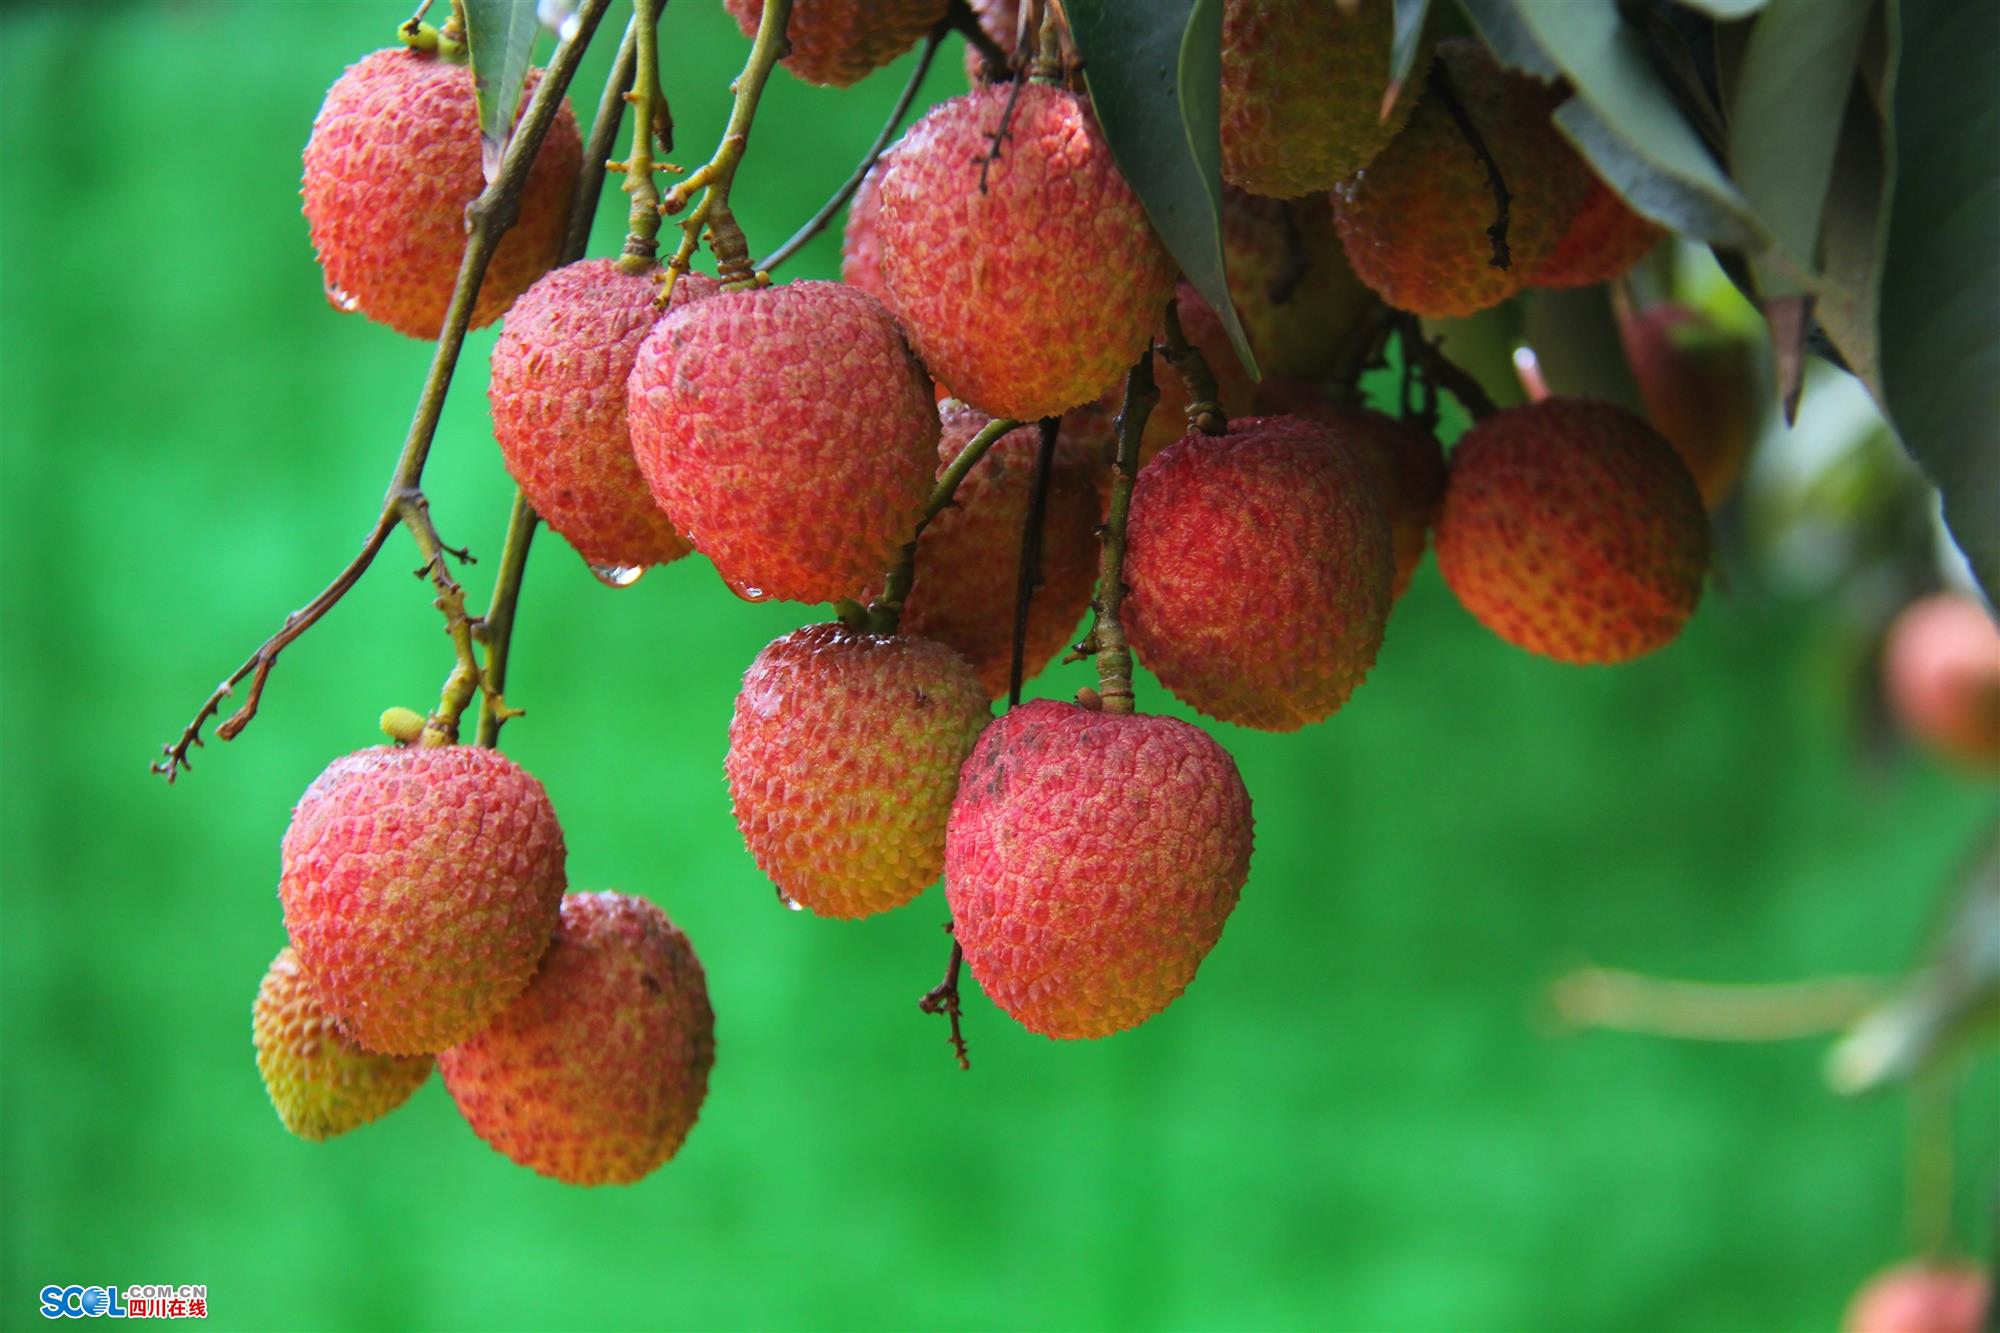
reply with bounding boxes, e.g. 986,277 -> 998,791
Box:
1,4 -> 1993,1330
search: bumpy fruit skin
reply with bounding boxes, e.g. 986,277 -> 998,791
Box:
891,403 -> 1105,697
874,83 -> 1176,420
253,947 -> 432,1142
490,261 -> 718,571
1532,177 -> 1662,289
1436,398 -> 1708,664
1334,39 -> 1590,318
1255,380 -> 1447,598
1617,302 -> 1761,507
1882,593 -> 2000,771
840,158 -> 890,306
1219,0 -> 1412,198
303,49 -> 580,339
727,0 -> 946,88
1127,416 -> 1394,729
439,892 -> 715,1186
627,280 -> 938,604
1843,1261 -> 1991,1333
1221,190 -> 1372,382
946,700 -> 1254,1040
279,746 -> 567,1055
727,624 -> 991,918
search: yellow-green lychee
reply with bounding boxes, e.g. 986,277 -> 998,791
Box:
253,947 -> 431,1141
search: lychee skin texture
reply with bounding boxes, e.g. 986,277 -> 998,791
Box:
875,83 -> 1176,421
839,158 -> 890,306
253,947 -> 432,1142
303,49 -> 581,339
1436,398 -> 1709,665
1334,38 -> 1590,318
727,624 -> 991,919
439,892 -> 715,1187
892,403 -> 1105,698
1843,1262 -> 1991,1333
1882,593 -> 2000,771
627,281 -> 939,604
279,745 -> 567,1055
490,262 -> 719,572
1127,416 -> 1394,730
727,0 -> 947,88
1254,380 -> 1447,599
1219,0 -> 1413,198
1531,176 -> 1663,289
945,700 -> 1254,1040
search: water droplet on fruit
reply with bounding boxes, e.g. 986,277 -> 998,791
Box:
325,283 -> 361,314
728,580 -> 769,603
588,563 -> 644,588
775,887 -> 802,912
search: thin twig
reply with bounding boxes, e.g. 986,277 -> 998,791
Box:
948,0 -> 1010,80
617,0 -> 666,269
1088,353 -> 1157,715
152,0 -> 614,780
565,18 -> 639,261
1008,418 -> 1061,706
1426,59 -> 1512,271
978,75 -> 1027,194
755,21 -> 949,274
918,925 -> 971,1071
865,415 -> 1022,632
1394,314 -> 1499,422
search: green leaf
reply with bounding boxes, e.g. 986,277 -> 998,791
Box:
1071,0 -> 1256,379
1675,0 -> 1769,17
1811,81 -> 1891,397
1454,0 -> 1560,79
1877,0 -> 2000,599
1390,0 -> 1434,94
462,0 -> 541,183
1492,1 -> 1765,248
1727,0 -> 1871,294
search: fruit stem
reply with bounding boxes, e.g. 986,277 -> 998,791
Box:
1028,0 -> 1065,85
150,0 -> 615,780
753,18 -> 951,274
617,0 -> 667,273
1425,58 -> 1513,272
658,0 -> 794,293
863,415 -> 1022,634
1160,295 -> 1226,436
946,0 -> 1010,81
1007,418 -> 1061,704
1090,352 -> 1158,715
1394,313 -> 1500,421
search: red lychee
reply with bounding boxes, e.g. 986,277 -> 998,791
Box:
439,892 -> 715,1186
1882,593 -> 2000,772
1435,398 -> 1709,664
279,745 -> 567,1055
1333,39 -> 1590,318
874,83 -> 1176,420
1126,415 -> 1394,730
489,261 -> 719,573
1253,380 -> 1448,599
1616,301 -> 1762,508
727,624 -> 991,918
626,280 -> 938,604
889,402 -> 1106,697
946,699 -> 1254,1040
302,49 -> 581,339
253,946 -> 432,1141
1219,0 -> 1414,198
727,0 -> 947,88
1843,1261 -> 1991,1333
1531,176 -> 1662,289
839,158 -> 891,307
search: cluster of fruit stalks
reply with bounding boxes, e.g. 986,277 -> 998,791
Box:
149,0 -> 1902,1206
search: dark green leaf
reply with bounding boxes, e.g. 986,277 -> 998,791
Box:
1454,0 -> 1561,79
1390,0 -> 1434,96
1071,0 -> 1256,377
1814,80 -> 1890,394
1878,0 -> 2000,599
462,0 -> 541,182
1675,0 -> 1769,17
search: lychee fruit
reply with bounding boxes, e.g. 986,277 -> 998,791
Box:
439,892 -> 715,1186
1114,284 -> 1261,465
1333,38 -> 1591,318
1219,0 -> 1414,198
1220,189 -> 1373,382
961,0 -> 1021,85
252,946 -> 432,1141
945,699 -> 1254,1040
489,261 -> 719,573
727,0 -> 947,89
279,745 -> 567,1055
303,48 -> 581,339
1616,301 -> 1762,507
627,280 -> 939,604
874,82 -> 1176,420
1126,415 -> 1394,730
887,402 -> 1106,697
839,158 -> 891,307
727,624 -> 991,918
1882,593 -> 2000,771
1531,176 -> 1662,289
1435,398 -> 1709,664
1254,379 -> 1447,599
1843,1261 -> 1991,1333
